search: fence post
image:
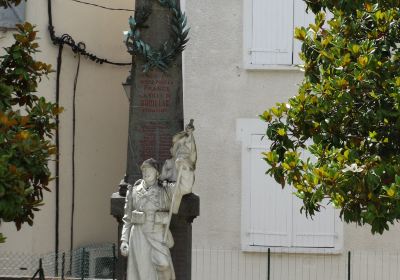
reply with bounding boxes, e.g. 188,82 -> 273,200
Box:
39,258 -> 45,280
267,248 -> 271,280
347,251 -> 351,280
55,253 -> 59,277
112,243 -> 116,280
81,248 -> 85,280
32,258 -> 45,280
62,252 -> 65,280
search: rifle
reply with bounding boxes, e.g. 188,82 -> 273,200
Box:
163,164 -> 183,243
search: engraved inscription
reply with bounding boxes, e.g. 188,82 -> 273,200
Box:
139,72 -> 173,113
138,122 -> 173,163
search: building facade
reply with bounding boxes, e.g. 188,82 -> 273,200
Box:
1,0 -> 400,279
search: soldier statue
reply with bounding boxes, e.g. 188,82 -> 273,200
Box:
120,121 -> 197,280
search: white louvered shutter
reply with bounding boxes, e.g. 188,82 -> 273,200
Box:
250,0 -> 294,65
292,197 -> 336,248
238,119 -> 342,250
248,134 -> 292,247
291,144 -> 336,248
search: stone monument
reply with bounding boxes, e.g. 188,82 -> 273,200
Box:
120,122 -> 196,280
111,1 -> 199,279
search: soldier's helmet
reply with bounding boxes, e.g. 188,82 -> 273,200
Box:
140,158 -> 160,172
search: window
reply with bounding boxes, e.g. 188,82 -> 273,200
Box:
0,2 -> 25,29
243,0 -> 315,69
236,119 -> 343,252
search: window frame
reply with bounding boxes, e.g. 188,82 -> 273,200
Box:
236,118 -> 343,254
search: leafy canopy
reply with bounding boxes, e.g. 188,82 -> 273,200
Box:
262,0 -> 400,234
0,22 -> 61,243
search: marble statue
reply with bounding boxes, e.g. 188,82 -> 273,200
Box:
120,121 -> 197,280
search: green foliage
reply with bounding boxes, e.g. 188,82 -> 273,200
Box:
262,1 -> 400,234
304,0 -> 400,14
126,0 -> 189,72
0,22 -> 61,242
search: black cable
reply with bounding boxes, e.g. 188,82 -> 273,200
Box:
69,53 -> 80,273
55,43 -> 63,277
47,0 -> 132,66
48,0 -> 53,28
70,0 -> 134,12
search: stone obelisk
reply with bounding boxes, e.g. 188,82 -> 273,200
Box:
111,1 -> 199,279
126,1 -> 184,182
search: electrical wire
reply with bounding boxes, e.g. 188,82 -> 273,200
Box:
47,0 -> 132,66
69,53 -> 80,274
54,43 -> 63,277
70,0 -> 135,12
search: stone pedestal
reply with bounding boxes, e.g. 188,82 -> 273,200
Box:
110,192 -> 126,280
110,192 -> 199,280
169,194 -> 200,280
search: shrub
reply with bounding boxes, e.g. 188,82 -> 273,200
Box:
0,22 -> 61,242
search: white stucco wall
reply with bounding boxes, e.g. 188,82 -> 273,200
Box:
0,0 -> 132,254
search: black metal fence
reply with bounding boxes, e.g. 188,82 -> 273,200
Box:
191,247 -> 400,280
4,246 -> 400,279
0,243 -> 117,279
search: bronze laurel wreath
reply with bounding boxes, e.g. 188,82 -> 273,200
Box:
126,0 -> 189,72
